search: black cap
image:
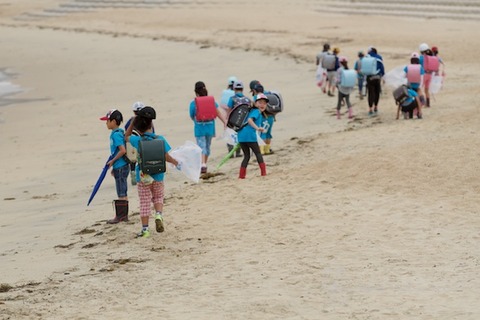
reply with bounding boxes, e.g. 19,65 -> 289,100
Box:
137,106 -> 156,119
254,84 -> 264,93
249,80 -> 260,91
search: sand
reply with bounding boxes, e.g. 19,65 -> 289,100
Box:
1,0 -> 480,319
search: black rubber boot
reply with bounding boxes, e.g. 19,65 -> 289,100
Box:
107,200 -> 129,224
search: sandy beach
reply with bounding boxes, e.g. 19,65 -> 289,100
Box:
1,0 -> 480,319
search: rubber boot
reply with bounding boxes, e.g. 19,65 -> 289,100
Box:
259,162 -> 267,176
348,107 -> 353,119
239,167 -> 247,179
419,95 -> 426,106
130,171 -> 137,186
264,144 -> 271,155
336,109 -> 341,119
259,145 -> 265,155
107,200 -> 129,224
227,144 -> 234,158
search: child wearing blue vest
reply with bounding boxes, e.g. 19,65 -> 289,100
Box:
237,94 -> 268,179
189,81 -> 226,174
335,56 -> 355,119
99,109 -> 129,224
125,106 -> 180,238
396,88 -> 423,120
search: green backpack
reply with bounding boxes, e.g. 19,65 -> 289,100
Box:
138,136 -> 166,175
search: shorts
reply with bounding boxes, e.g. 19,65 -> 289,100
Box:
196,135 -> 213,156
326,71 -> 336,84
261,116 -> 274,140
137,181 -> 164,218
113,164 -> 129,197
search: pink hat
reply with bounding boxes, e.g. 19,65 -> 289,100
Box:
339,56 -> 348,63
411,52 -> 419,59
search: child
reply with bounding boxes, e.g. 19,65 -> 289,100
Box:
252,83 -> 275,155
99,109 -> 129,224
403,52 -> 425,104
124,101 -> 145,186
396,87 -> 423,120
189,81 -> 226,174
353,51 -> 366,99
237,93 -> 268,179
326,47 -> 340,97
125,106 -> 180,238
227,80 -> 251,158
335,56 -> 355,119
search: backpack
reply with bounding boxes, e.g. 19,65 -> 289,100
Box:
227,103 -> 251,132
194,96 -> 217,122
340,69 -> 357,87
393,85 -> 409,105
361,56 -> 378,75
265,91 -> 283,114
322,54 -> 336,70
424,55 -> 440,73
406,64 -> 421,83
138,135 -> 166,175
125,130 -> 140,163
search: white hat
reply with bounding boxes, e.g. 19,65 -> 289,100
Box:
233,80 -> 244,89
419,43 -> 429,52
228,76 -> 237,85
131,101 -> 145,111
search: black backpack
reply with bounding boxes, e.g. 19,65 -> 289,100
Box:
227,96 -> 252,132
138,136 -> 166,175
265,92 -> 283,114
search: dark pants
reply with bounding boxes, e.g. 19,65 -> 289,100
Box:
239,142 -> 264,168
366,76 -> 381,108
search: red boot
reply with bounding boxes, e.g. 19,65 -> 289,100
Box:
259,162 -> 267,176
239,167 -> 247,179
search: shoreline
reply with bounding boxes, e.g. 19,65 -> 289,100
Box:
1,2 -> 480,318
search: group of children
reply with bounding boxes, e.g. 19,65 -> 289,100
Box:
316,43 -> 385,118
100,104 -> 179,238
316,42 -> 444,120
100,76 -> 276,238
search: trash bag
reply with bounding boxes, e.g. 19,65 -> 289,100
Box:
429,75 -> 443,94
221,127 -> 238,145
168,141 -> 202,183
384,65 -> 407,89
316,65 -> 326,87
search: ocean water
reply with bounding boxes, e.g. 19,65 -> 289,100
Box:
0,69 -> 23,106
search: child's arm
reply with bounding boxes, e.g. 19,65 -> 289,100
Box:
247,118 -> 265,132
125,117 -> 135,142
165,153 -> 179,168
107,144 -> 126,167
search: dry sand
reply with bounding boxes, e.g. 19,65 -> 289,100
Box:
1,0 -> 480,319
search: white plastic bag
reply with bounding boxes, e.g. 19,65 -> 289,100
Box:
222,127 -> 238,145
384,65 -> 407,89
168,141 -> 202,183
316,65 -> 326,87
429,75 -> 443,94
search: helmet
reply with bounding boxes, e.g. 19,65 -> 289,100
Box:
419,43 -> 429,52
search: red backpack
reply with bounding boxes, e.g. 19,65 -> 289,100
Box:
194,96 -> 217,122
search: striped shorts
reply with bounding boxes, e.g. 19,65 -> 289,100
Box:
137,181 -> 164,218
